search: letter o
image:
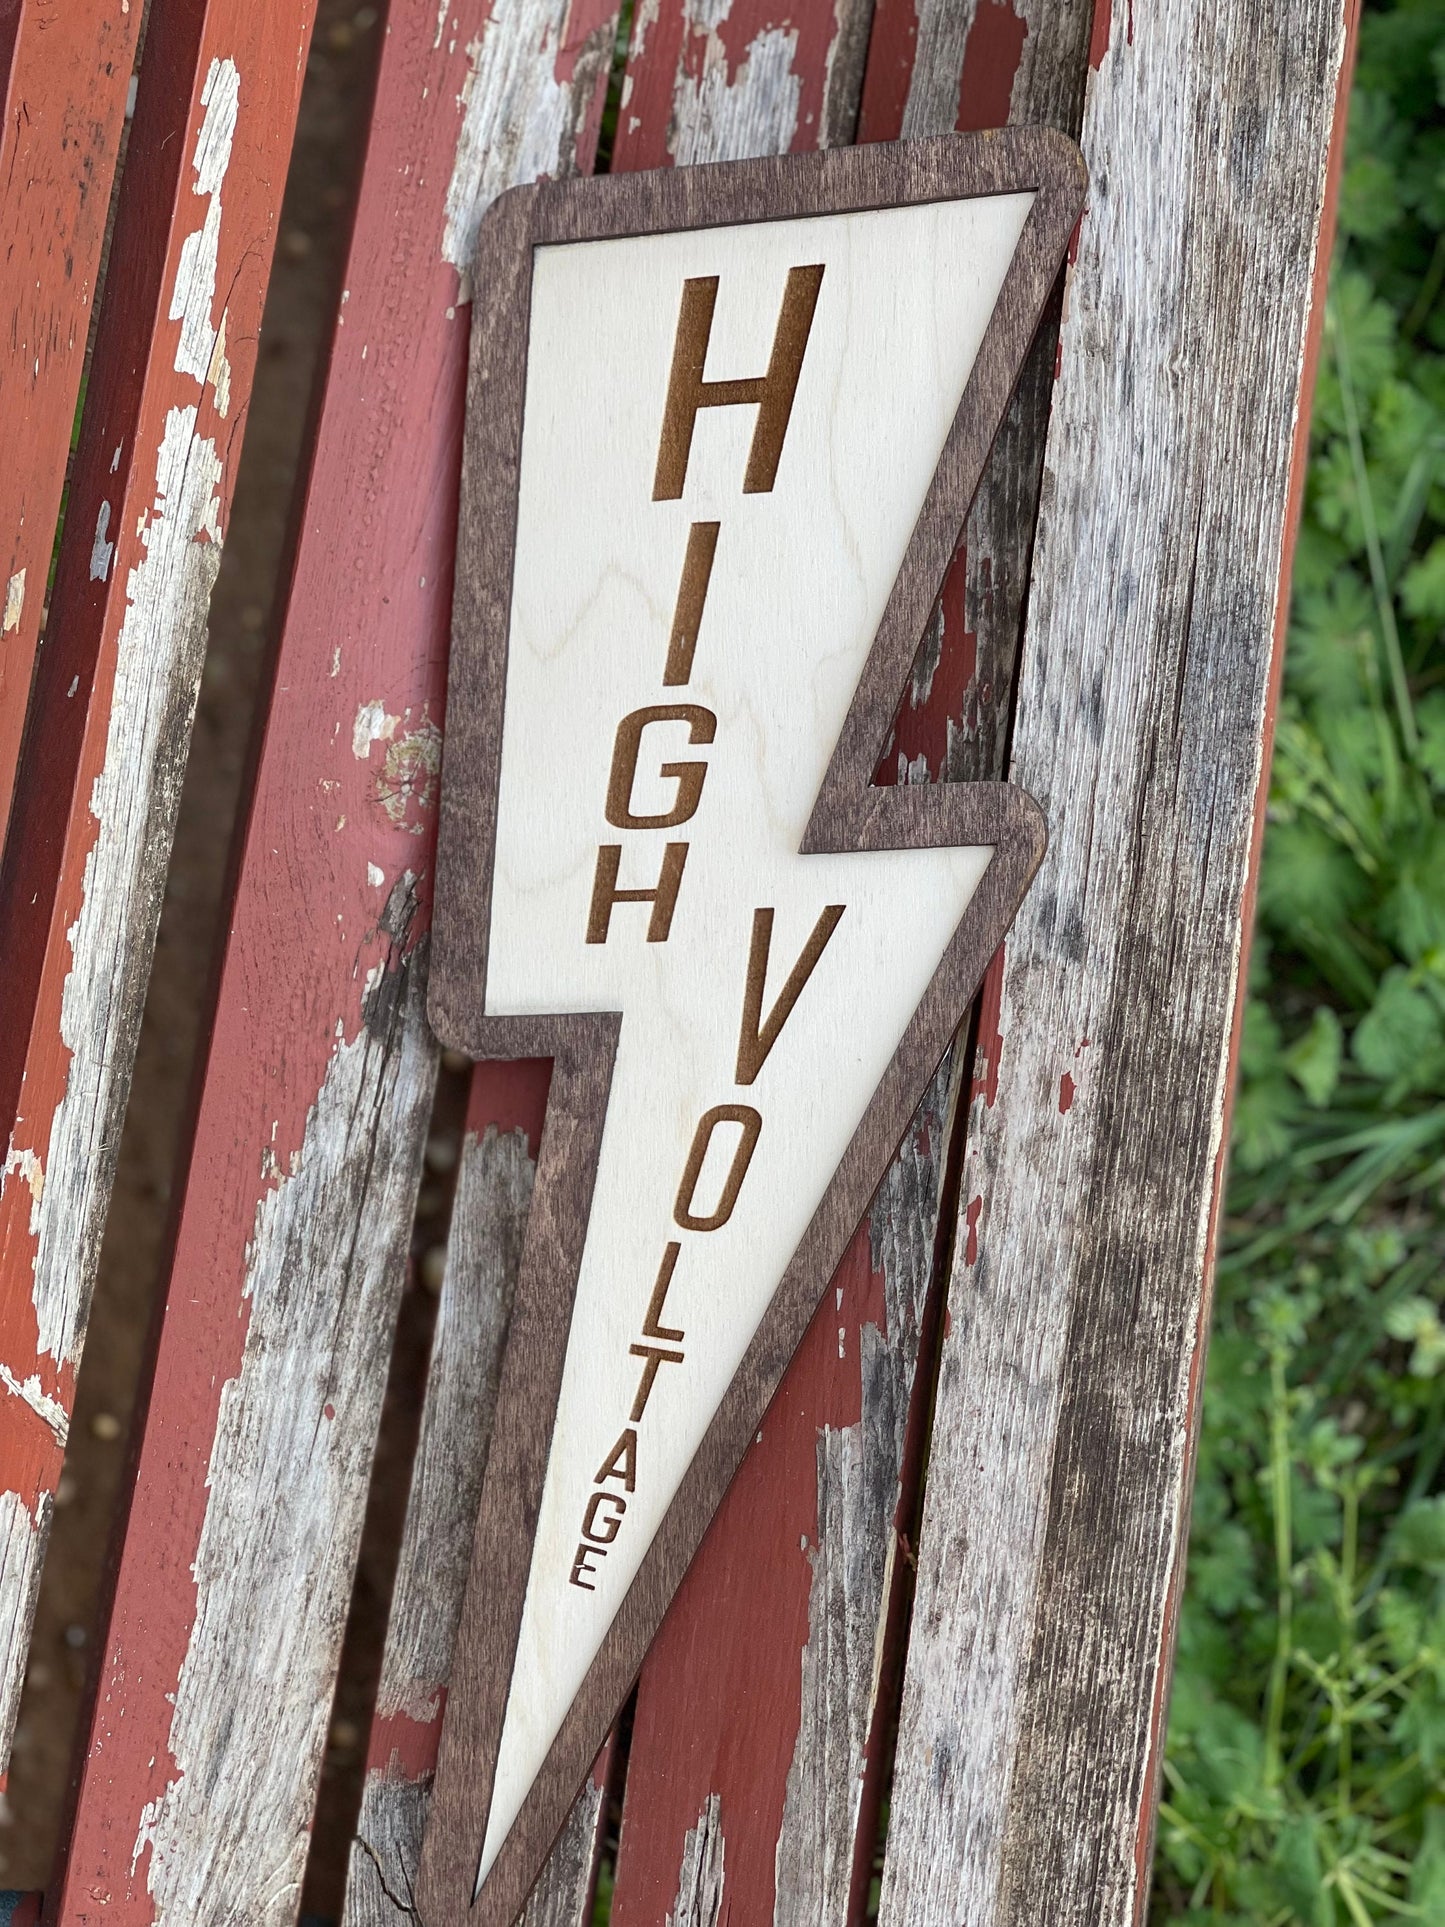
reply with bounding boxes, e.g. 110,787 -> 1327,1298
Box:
674,1104 -> 762,1233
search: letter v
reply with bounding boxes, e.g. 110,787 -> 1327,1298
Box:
735,904 -> 845,1085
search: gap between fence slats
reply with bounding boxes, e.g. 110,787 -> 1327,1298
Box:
0,0 -> 318,1797
880,4 -> 1360,1924
343,1061 -> 575,1925
47,0 -> 617,1919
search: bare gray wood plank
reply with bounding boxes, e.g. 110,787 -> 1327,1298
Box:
880,3 -> 1356,1923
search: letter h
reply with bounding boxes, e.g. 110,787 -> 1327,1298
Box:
652,265 -> 825,500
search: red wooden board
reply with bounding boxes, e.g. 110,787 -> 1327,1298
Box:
0,0 -> 316,1790
351,1059 -> 550,1854
0,0 -> 140,836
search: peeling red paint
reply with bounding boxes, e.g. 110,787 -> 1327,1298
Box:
614,0 -> 835,171
471,1057 -> 551,1163
963,1193 -> 983,1266
878,547 -> 978,780
367,1699 -> 445,1780
1088,0 -> 1112,69
0,0 -> 139,845
53,0 -> 536,1911
610,1250 -> 832,1924
0,0 -> 255,1549
955,0 -> 1027,131
1058,1072 -> 1075,1114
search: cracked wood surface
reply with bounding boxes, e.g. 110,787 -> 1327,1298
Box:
48,0 -> 615,1917
880,2 -> 1359,1923
607,7 -> 1090,1924
0,0 -> 318,1790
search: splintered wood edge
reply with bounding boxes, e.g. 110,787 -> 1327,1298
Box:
418,129 -> 1085,1927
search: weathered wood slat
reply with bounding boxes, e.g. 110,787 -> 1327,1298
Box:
880,4 -> 1359,1923
859,0 -> 1092,791
612,0 -> 870,168
341,1060 -> 601,1926
0,0 -> 318,1785
605,11 -> 1091,1923
0,0 -> 140,835
48,0 -> 617,1918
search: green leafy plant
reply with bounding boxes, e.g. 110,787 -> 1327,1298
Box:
1155,3 -> 1445,1918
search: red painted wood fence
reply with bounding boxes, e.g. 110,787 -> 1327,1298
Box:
0,0 -> 1358,1919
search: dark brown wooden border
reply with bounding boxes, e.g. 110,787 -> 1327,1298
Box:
420,129 -> 1087,1927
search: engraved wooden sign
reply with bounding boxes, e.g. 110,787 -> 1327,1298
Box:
421,131 -> 1086,1927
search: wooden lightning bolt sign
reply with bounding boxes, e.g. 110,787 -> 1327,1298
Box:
420,131 -> 1086,1927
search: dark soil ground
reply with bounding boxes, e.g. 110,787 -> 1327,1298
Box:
0,9 -> 437,1913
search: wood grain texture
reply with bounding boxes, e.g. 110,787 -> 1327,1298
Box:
420,132 -> 1083,1927
668,1798 -> 725,1927
880,3 -> 1360,1924
341,1059 -> 619,1927
0,0 -> 140,834
48,0 -> 617,1918
0,0 -> 317,1790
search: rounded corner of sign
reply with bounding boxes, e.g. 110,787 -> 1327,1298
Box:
1027,126 -> 1089,217
973,781 -> 1046,882
1003,783 -> 1049,875
476,180 -> 541,257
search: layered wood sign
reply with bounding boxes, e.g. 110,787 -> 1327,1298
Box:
421,131 -> 1085,1927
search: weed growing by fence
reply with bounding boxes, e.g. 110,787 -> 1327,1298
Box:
1153,3 -> 1445,1919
